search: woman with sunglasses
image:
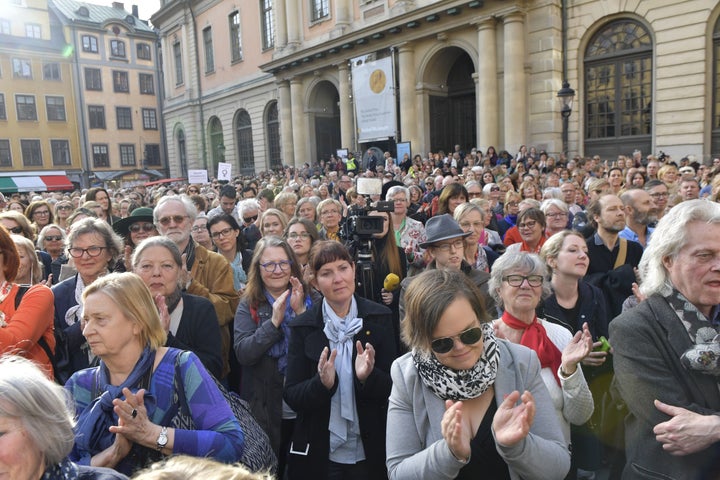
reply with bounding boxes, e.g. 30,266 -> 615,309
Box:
111,207 -> 158,273
52,218 -> 123,384
54,200 -> 74,230
37,224 -> 67,263
234,235 -> 312,478
489,252 -> 594,460
284,240 -> 397,479
207,213 -> 251,294
387,269 -> 569,479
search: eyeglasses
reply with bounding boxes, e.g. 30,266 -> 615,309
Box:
6,226 -> 23,234
503,274 -> 544,287
649,192 -> 669,198
393,198 -> 407,203
57,205 -> 73,211
321,210 -> 340,216
259,260 -> 293,273
287,232 -> 311,240
545,212 -> 567,219
157,215 -> 188,226
468,192 -> 483,198
68,246 -> 107,258
490,187 -> 500,192
432,239 -> 465,253
211,227 -> 235,239
431,326 -> 483,354
459,221 -> 484,229
129,223 -> 156,234
518,221 -> 538,230
507,202 -> 519,207
34,210 -> 50,216
191,225 -> 207,232
243,215 -> 258,223
45,235 -> 63,241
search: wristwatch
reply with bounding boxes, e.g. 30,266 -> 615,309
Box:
156,426 -> 168,451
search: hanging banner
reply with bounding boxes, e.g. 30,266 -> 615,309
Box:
351,53 -> 396,142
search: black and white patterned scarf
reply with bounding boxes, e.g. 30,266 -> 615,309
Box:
413,323 -> 499,401
664,289 -> 720,376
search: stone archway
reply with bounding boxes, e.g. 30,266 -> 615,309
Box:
423,47 -> 476,154
307,80 -> 341,163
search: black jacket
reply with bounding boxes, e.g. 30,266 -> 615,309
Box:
284,295 -> 397,479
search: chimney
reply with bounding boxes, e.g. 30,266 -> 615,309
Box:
112,2 -> 124,10
132,4 -> 139,17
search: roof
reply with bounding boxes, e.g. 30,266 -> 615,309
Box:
51,0 -> 155,33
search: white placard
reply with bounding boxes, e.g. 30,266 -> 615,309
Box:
217,162 -> 232,181
187,169 -> 208,184
352,54 -> 396,142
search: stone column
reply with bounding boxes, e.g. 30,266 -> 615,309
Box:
502,11 -> 527,152
476,16 -> 498,151
398,43 -> 418,149
335,0 -> 350,27
275,0 -> 287,49
286,0 -> 300,46
278,80 -> 294,166
338,62 -> 353,149
290,77 -> 307,168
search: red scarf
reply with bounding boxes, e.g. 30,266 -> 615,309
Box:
502,311 -> 562,385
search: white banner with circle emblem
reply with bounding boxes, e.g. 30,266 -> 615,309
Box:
351,54 -> 396,142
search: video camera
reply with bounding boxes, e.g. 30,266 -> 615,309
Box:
340,178 -> 394,242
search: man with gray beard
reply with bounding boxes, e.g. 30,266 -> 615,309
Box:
619,189 -> 658,248
585,194 -> 644,319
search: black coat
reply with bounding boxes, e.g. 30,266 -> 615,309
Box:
284,296 -> 397,479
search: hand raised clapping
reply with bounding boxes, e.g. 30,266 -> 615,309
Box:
492,390 -> 536,447
317,346 -> 337,390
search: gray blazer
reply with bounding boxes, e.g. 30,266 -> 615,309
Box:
386,339 -> 570,480
610,295 -> 720,480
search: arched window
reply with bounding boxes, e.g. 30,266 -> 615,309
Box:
266,102 -> 281,170
712,18 -> 720,155
585,20 -> 652,158
209,117 -> 224,174
236,110 -> 255,175
177,129 -> 187,176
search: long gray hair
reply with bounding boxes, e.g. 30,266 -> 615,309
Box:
639,199 -> 720,297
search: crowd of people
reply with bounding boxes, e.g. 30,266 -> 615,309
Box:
0,145 -> 719,479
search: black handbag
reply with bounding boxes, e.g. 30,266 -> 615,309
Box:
171,351 -> 278,474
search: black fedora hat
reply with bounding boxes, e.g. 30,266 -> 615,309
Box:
419,214 -> 471,249
112,207 -> 154,237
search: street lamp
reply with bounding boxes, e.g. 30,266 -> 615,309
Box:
557,81 -> 576,157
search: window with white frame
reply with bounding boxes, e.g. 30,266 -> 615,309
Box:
311,0 -> 330,22
0,19 -> 10,35
20,139 -> 42,166
113,70 -> 129,92
25,23 -> 40,38
92,144 -> 109,167
119,144 -> 135,166
142,108 -> 157,129
46,96 -> 66,121
15,94 -> 36,121
260,0 -> 274,50
0,139 -> 11,167
139,73 -> 154,94
82,35 -> 98,53
51,139 -> 70,165
110,39 -> 126,58
12,58 -> 31,79
88,105 -> 105,129
229,11 -> 243,62
137,42 -> 151,60
116,107 -> 132,129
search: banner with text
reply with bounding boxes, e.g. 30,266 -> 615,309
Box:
352,54 -> 396,143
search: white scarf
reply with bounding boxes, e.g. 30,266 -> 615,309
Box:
322,297 -> 363,452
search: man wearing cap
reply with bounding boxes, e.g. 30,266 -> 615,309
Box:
398,214 -> 495,323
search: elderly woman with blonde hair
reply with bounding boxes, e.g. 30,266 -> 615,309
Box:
66,273 -> 244,475
0,355 -> 128,479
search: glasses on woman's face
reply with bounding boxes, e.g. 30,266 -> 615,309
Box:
287,232 -> 311,240
210,227 -> 235,239
431,326 -> 483,354
468,191 -> 483,198
129,223 -> 156,234
259,260 -> 293,273
191,224 -> 207,233
57,205 -> 73,211
68,246 -> 107,258
45,235 -> 63,241
490,187 -> 500,192
34,210 -> 50,216
503,274 -> 544,287
7,226 -> 23,234
518,220 -> 537,230
545,212 -> 567,219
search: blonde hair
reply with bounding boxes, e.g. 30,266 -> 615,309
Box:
132,455 -> 273,480
10,234 -> 42,284
82,272 -> 167,349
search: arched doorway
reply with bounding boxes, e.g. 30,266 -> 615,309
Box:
584,20 -> 652,159
234,109 -> 255,176
425,47 -> 476,153
208,116 -> 223,177
308,80 -> 340,163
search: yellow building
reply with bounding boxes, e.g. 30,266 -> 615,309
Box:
0,0 -> 79,191
51,0 -> 166,187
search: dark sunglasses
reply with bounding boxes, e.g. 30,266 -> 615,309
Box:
431,326 -> 483,354
7,226 -> 23,234
243,215 -> 258,223
45,235 -> 63,241
129,222 -> 156,233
